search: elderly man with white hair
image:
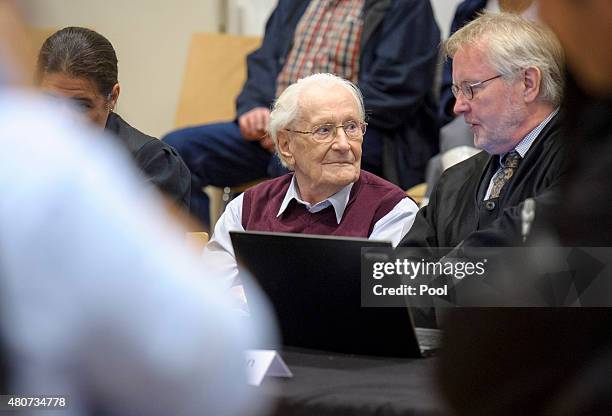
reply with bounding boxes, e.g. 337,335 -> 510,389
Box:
204,73 -> 418,284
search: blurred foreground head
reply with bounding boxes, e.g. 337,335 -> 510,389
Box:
538,0 -> 612,97
0,4 -> 274,414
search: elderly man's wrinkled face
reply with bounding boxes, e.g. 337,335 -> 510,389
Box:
40,72 -> 118,128
452,44 -> 528,155
280,84 -> 362,201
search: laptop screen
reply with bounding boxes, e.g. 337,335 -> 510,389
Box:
231,231 -> 423,357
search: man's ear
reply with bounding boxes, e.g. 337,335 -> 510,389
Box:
523,67 -> 541,103
277,131 -> 295,167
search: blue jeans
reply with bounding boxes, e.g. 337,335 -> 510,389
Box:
163,120 -> 382,226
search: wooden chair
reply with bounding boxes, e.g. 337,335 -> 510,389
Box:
175,33 -> 262,228
406,183 -> 427,207
186,231 -> 209,252
175,33 -> 261,128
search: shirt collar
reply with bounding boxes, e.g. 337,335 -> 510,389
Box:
499,107 -> 559,165
277,175 -> 354,224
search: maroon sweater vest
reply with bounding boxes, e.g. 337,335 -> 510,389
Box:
242,171 -> 407,237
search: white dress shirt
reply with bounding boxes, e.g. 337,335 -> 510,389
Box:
204,175 -> 419,286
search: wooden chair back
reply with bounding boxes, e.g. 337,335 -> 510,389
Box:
175,33 -> 261,128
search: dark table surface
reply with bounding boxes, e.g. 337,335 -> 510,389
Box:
256,347 -> 446,416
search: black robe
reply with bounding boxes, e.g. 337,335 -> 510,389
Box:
436,77 -> 612,416
105,112 -> 190,209
400,113 -> 567,249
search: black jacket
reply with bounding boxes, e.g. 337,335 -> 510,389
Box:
436,78 -> 612,416
105,112 -> 190,208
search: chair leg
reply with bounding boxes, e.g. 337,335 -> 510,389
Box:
204,186 -> 224,230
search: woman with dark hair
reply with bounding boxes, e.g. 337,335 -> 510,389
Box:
37,26 -> 190,208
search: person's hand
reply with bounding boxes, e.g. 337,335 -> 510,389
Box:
259,134 -> 276,153
238,107 -> 270,141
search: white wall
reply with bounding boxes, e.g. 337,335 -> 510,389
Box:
431,0 -> 463,38
225,0 -> 277,36
22,0 -> 220,138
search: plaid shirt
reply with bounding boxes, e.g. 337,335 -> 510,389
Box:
276,0 -> 365,97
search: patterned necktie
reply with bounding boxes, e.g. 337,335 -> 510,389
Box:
488,150 -> 521,199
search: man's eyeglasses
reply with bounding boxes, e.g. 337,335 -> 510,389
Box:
285,120 -> 367,143
451,74 -> 502,100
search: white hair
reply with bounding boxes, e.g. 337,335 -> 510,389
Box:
267,73 -> 365,168
444,12 -> 564,106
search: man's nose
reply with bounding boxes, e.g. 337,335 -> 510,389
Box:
331,127 -> 351,150
453,93 -> 470,115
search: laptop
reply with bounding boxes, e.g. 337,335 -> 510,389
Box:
230,231 -> 441,357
